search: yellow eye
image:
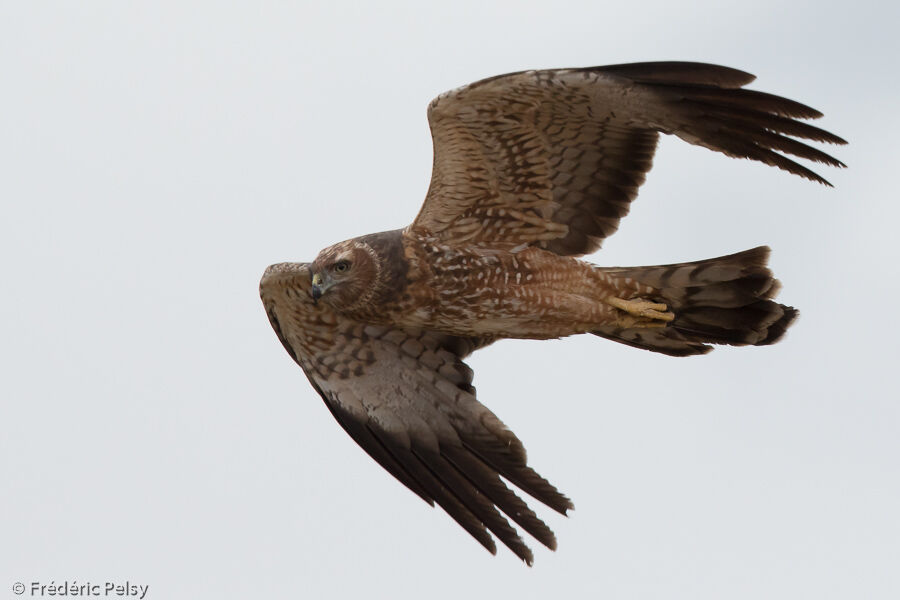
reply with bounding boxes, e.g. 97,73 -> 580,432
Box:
333,260 -> 351,273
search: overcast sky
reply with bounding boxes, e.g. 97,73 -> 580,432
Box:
2,1 -> 898,599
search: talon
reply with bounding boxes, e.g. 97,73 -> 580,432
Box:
608,297 -> 675,323
641,308 -> 675,322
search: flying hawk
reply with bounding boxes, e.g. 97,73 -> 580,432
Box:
259,62 -> 844,564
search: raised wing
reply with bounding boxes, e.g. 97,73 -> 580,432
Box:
410,61 -> 846,256
260,262 -> 572,564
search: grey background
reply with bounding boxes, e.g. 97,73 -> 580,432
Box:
2,1 -> 898,598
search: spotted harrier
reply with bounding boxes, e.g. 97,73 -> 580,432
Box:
259,62 -> 844,564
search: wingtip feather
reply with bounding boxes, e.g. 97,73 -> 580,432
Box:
595,61 -> 756,88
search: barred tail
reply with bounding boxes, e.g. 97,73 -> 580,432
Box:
593,246 -> 798,357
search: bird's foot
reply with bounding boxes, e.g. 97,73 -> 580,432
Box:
607,297 -> 675,325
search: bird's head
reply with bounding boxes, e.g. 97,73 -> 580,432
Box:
309,239 -> 380,311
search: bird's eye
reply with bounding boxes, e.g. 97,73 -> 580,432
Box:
333,260 -> 351,273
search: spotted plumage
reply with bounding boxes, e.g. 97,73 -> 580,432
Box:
259,61 -> 845,564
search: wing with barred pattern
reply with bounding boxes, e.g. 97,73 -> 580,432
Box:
411,61 -> 845,256
260,262 -> 572,565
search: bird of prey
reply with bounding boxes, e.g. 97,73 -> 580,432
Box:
259,62 -> 844,564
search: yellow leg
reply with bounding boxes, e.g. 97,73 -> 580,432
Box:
607,297 -> 675,323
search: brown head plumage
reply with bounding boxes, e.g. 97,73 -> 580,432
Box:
309,238 -> 382,312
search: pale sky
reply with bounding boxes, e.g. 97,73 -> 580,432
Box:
2,1 -> 898,599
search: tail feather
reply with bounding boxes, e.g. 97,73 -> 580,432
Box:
594,247 -> 798,356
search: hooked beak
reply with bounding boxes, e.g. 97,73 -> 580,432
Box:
310,272 -> 326,303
